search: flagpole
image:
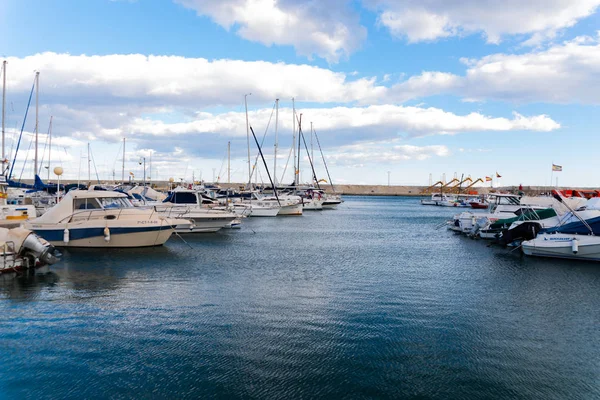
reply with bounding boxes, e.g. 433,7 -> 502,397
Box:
550,162 -> 554,192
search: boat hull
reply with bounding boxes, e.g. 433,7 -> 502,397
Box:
278,203 -> 303,216
522,234 -> 600,261
30,224 -> 175,248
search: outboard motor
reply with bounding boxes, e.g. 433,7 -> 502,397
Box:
6,227 -> 62,266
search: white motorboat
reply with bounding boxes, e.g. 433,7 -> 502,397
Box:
522,233 -> 600,261
154,187 -> 239,233
0,176 -> 37,225
24,189 -> 190,247
421,193 -> 458,206
0,226 -> 61,277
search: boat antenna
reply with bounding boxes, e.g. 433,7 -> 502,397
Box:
250,126 -> 280,206
313,128 -> 335,193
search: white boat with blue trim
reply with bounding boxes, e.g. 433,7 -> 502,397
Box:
23,189 -> 190,247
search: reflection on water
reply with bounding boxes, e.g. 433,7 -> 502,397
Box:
0,196 -> 599,399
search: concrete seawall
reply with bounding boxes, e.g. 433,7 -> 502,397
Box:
13,179 -> 584,197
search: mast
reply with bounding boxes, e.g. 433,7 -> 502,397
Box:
122,137 -> 125,183
244,93 -> 251,188
47,116 -> 53,181
227,141 -> 231,183
310,122 -> 314,170
2,60 -> 6,168
87,142 -> 91,183
34,71 -> 39,177
292,98 -> 297,185
274,98 -> 279,187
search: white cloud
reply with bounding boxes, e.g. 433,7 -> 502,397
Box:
459,34 -> 600,103
174,0 -> 366,62
124,105 -> 559,140
367,0 -> 600,44
328,140 -> 450,165
4,52 -> 385,107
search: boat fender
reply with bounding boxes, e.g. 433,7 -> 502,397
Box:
571,239 -> 578,254
63,228 -> 70,243
104,227 -> 111,242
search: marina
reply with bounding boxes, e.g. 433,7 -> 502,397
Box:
4,1 -> 600,397
1,196 -> 599,399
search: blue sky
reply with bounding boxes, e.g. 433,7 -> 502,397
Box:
2,0 -> 600,187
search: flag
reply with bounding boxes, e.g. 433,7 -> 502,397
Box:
129,172 -> 134,176
485,176 -> 492,182
318,178 -> 327,183
552,164 -> 562,172
496,172 -> 502,178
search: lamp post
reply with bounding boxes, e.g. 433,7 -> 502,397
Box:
54,166 -> 63,204
387,171 -> 391,187
139,157 -> 146,187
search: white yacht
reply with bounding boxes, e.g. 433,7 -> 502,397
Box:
154,187 -> 240,232
522,233 -> 600,261
24,189 -> 190,247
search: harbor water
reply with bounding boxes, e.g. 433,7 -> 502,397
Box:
1,196 -> 599,399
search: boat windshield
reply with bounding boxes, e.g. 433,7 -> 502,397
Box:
97,197 -> 134,209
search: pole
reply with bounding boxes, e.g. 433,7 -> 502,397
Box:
34,71 -> 39,177
310,122 -> 314,168
87,142 -> 90,184
143,157 -> 146,187
122,137 -> 125,183
387,171 -> 390,186
227,141 -> 231,183
244,93 -> 251,187
2,60 -> 6,166
47,116 -> 53,181
292,98 -> 297,185
274,98 -> 279,187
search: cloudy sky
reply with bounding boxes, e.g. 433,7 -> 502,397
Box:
2,0 -> 600,186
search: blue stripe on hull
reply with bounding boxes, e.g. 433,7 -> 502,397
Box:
33,226 -> 170,242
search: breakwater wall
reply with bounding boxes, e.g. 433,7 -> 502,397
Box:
15,179 -> 581,196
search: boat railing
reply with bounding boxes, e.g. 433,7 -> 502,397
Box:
60,208 -> 158,223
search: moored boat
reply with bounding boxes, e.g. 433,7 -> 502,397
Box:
24,190 -> 190,247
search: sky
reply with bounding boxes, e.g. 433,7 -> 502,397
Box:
1,0 -> 600,187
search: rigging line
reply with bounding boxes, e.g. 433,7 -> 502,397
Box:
313,129 -> 336,193
248,101 -> 276,186
298,123 -> 320,190
280,142 -> 293,184
38,118 -> 52,175
18,132 -> 35,182
249,126 -> 280,206
112,141 -> 123,173
9,77 -> 35,179
89,145 -> 101,183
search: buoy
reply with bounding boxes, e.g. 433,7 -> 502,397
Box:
63,228 -> 70,243
571,239 -> 578,254
104,226 -> 111,242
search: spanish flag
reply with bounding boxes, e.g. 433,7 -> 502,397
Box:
552,164 -> 562,172
485,176 -> 492,182
496,172 -> 502,178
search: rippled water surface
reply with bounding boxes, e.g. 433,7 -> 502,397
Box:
1,196 -> 599,399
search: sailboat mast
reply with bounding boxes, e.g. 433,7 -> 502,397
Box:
122,137 -> 125,183
87,142 -> 91,183
227,141 -> 231,183
244,93 -> 251,187
47,116 -> 53,181
2,60 -> 6,164
292,98 -> 297,186
310,122 -> 314,172
274,98 -> 279,187
34,71 -> 39,177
